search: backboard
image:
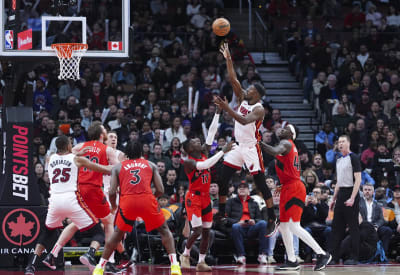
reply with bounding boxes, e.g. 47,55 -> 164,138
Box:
0,0 -> 130,61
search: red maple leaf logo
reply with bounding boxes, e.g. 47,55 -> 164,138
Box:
7,213 -> 34,245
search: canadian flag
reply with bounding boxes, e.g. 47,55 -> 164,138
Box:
108,41 -> 122,51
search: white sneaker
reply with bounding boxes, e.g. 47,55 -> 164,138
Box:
267,255 -> 276,264
303,99 -> 309,104
296,255 -> 304,263
258,254 -> 268,264
237,256 -> 246,265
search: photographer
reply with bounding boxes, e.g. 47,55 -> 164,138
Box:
226,182 -> 268,264
301,187 -> 330,262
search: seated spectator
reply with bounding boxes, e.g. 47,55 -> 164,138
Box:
112,63 -> 136,85
366,4 -> 382,28
299,150 -> 313,171
372,143 -> 395,185
226,182 -> 268,264
361,141 -> 377,169
33,78 -> 53,114
165,117 -> 187,144
303,169 -> 319,193
210,182 -> 220,211
350,118 -> 368,154
386,131 -> 399,153
366,101 -> 389,130
315,121 -> 336,157
355,91 -> 372,119
344,3 -> 366,30
337,215 -> 378,264
312,72 -> 327,110
389,103 -> 400,130
312,153 -> 324,180
164,169 -> 178,197
360,183 -> 393,255
319,74 -> 340,119
332,94 -> 355,117
301,187 -> 330,263
149,143 -> 171,168
382,89 -> 400,118
332,104 -> 353,135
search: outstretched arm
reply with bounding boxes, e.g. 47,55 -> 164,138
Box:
214,96 -> 265,125
74,156 -> 113,174
202,105 -> 222,152
220,43 -> 245,103
259,140 -> 292,157
109,164 -> 121,212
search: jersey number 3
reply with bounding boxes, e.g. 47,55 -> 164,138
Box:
293,156 -> 300,171
52,168 -> 71,184
130,169 -> 141,185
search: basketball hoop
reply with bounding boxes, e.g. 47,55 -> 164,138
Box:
51,43 -> 88,80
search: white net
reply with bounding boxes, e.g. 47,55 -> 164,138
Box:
51,43 -> 88,81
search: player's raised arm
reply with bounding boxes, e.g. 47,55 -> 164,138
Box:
214,96 -> 265,125
149,161 -> 164,198
109,163 -> 121,212
72,143 -> 84,154
202,104 -> 222,153
220,43 -> 245,103
74,156 -> 113,174
260,140 -> 292,157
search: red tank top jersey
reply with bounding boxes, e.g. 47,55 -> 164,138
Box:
186,154 -> 211,193
119,159 -> 153,196
78,140 -> 109,186
275,140 -> 301,185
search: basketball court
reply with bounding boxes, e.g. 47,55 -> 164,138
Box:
1,263 -> 400,275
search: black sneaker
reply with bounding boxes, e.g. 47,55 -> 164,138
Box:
314,252 -> 332,271
42,253 -> 57,270
343,259 -> 358,265
275,260 -> 300,270
105,262 -> 123,273
327,259 -> 337,265
265,218 -> 279,237
24,265 -> 35,275
80,252 -> 97,271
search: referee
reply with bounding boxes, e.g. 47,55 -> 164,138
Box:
329,135 -> 361,265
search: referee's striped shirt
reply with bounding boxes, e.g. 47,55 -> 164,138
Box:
336,153 -> 362,187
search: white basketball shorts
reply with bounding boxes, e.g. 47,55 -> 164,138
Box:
223,142 -> 265,174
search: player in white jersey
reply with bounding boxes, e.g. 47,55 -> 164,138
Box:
25,135 -> 112,275
102,131 -> 133,268
214,43 -> 277,237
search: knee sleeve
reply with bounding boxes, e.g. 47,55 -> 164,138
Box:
253,172 -> 272,200
218,165 -> 237,196
37,226 -> 59,249
88,223 -> 105,245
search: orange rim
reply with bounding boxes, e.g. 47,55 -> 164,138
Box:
51,43 -> 88,58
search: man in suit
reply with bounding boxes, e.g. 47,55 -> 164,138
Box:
360,183 -> 393,255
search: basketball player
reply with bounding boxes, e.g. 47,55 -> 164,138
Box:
215,43 -> 276,236
103,131 -> 131,267
180,109 -> 234,271
92,141 -> 182,275
54,121 -> 118,271
259,124 -> 332,271
25,135 -> 111,275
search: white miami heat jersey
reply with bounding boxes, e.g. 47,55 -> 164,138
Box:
234,100 -> 263,145
103,149 -> 123,194
48,153 -> 78,194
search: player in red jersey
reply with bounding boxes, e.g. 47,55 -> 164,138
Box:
54,122 -> 119,271
92,141 -> 182,275
180,133 -> 233,271
260,124 -> 332,271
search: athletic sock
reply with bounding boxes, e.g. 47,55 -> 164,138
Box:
183,247 -> 191,257
198,254 -> 206,263
109,251 -> 115,263
99,258 -> 108,269
169,253 -> 178,265
51,243 -> 61,257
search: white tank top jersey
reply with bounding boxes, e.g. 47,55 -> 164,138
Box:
103,149 -> 123,193
234,100 -> 263,145
47,153 -> 79,194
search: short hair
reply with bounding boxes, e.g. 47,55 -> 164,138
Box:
182,139 -> 191,153
253,83 -> 265,98
55,135 -> 70,152
339,135 -> 351,142
363,183 -> 374,189
125,141 -> 142,159
88,121 -> 104,140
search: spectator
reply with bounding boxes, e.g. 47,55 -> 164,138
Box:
320,74 -> 340,120
313,72 -> 327,110
361,141 -> 377,169
366,5 -> 382,28
165,117 -> 187,144
169,184 -> 186,205
312,153 -> 324,180
366,101 -> 388,130
387,131 -> 399,153
157,160 -> 167,183
169,150 -> 188,184
332,104 -> 353,136
382,90 -> 400,118
332,94 -> 355,117
164,169 -> 178,197
226,182 -> 268,264
108,108 -> 124,130
210,182 -> 219,210
33,78 -> 53,114
315,121 -> 336,156
344,3 -> 366,30
190,7 -> 210,29
301,187 -> 330,263
58,80 -> 80,104
303,169 -> 319,193
350,118 -> 368,154
112,63 -> 136,86
360,183 -> 393,255
372,143 -> 395,185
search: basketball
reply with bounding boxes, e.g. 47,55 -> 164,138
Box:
212,18 -> 230,36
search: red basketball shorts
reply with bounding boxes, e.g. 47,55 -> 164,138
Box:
185,191 -> 213,227
116,194 -> 165,232
279,181 -> 306,222
78,183 -> 110,219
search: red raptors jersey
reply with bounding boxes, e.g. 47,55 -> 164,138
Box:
186,154 -> 211,193
275,140 -> 301,185
119,159 -> 153,196
78,140 -> 109,186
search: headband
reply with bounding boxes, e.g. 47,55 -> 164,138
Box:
287,124 -> 296,140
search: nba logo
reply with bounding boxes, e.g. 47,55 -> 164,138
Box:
5,30 -> 14,49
